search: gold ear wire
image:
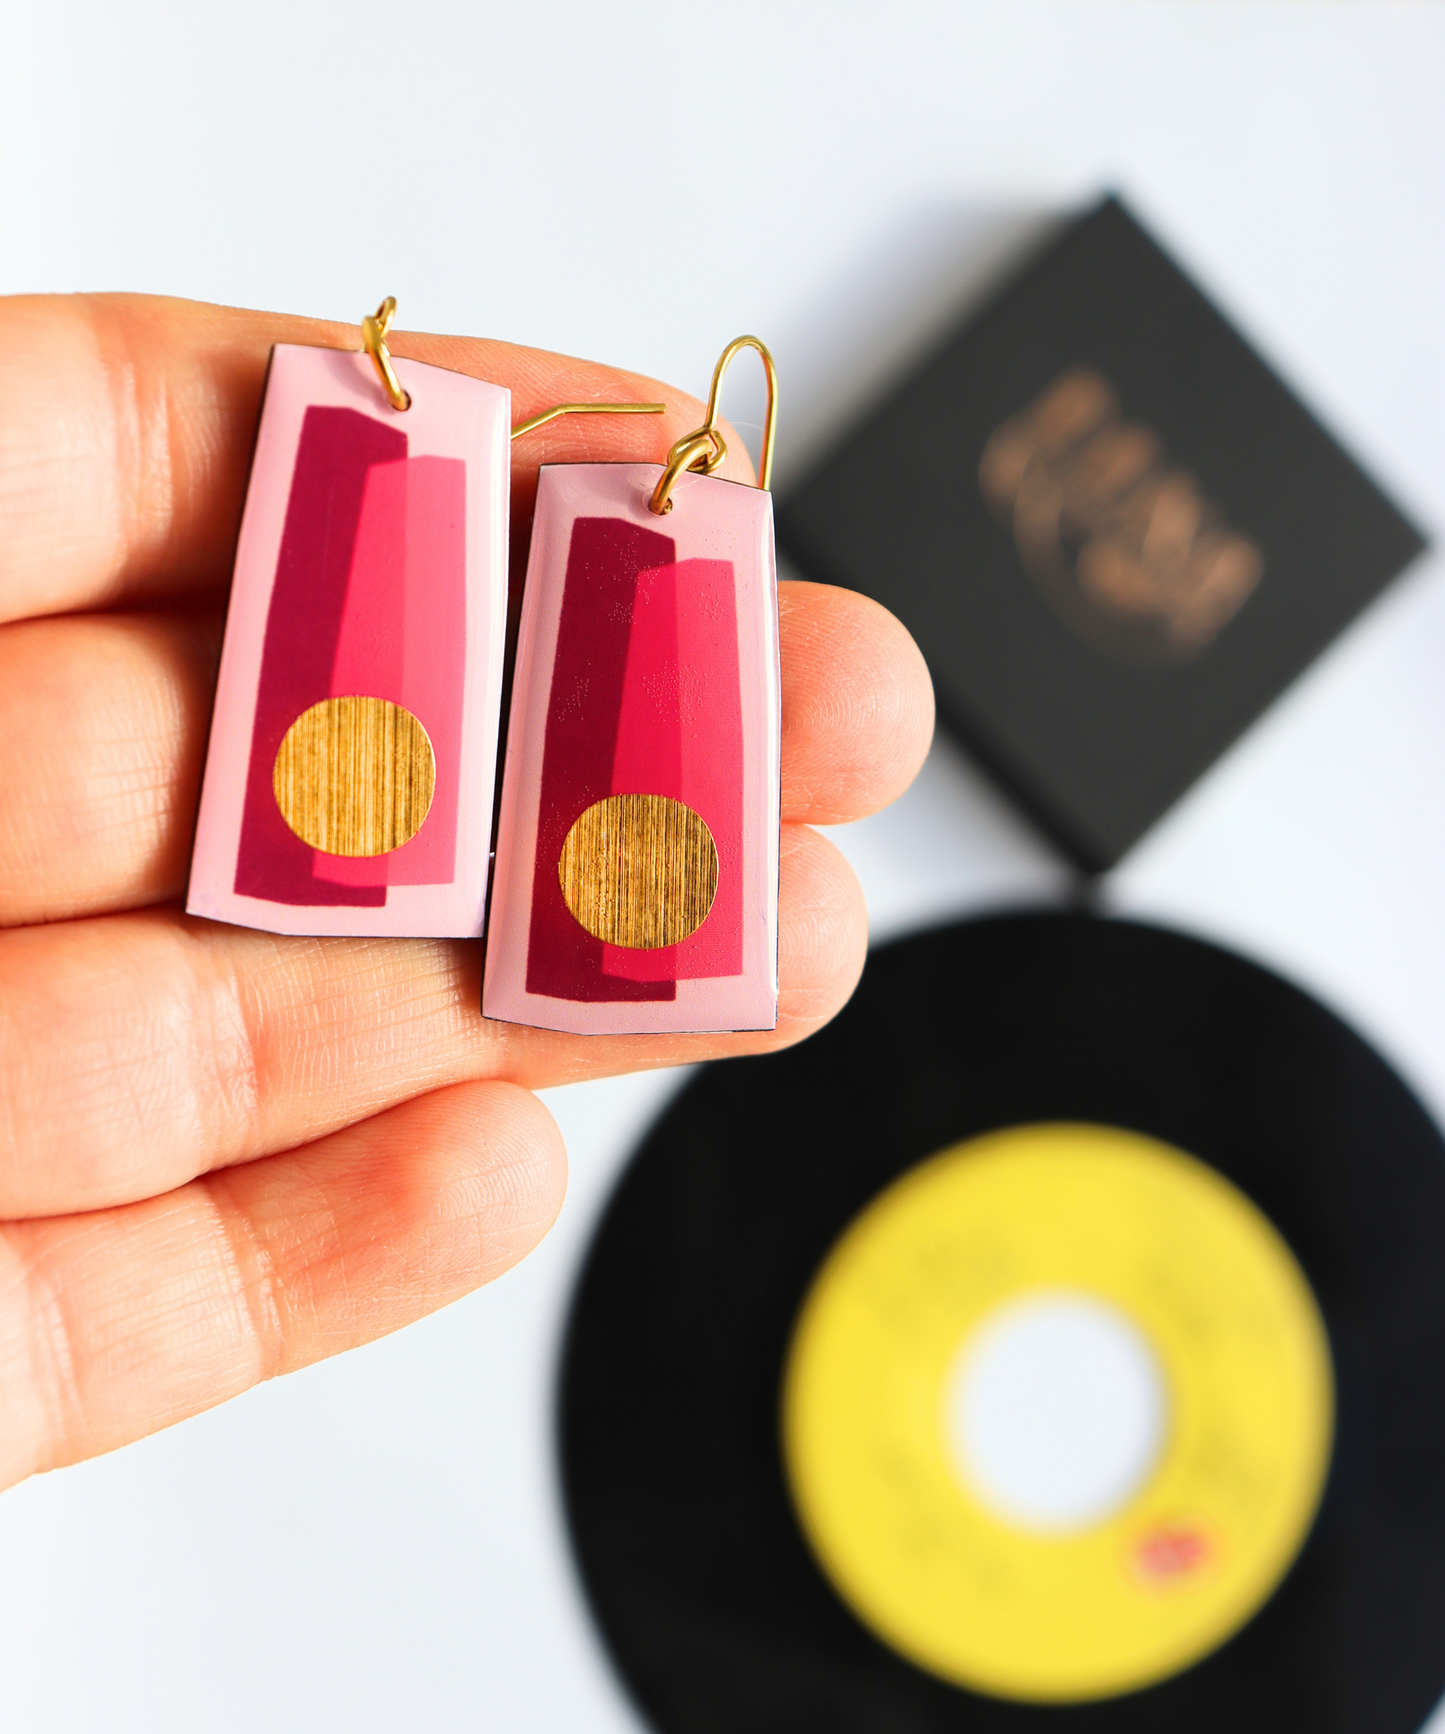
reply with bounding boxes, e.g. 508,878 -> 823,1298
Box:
361,297 -> 412,412
362,303 -> 677,439
362,302 -> 668,433
510,401 -> 666,440
362,302 -> 669,438
702,337 -> 778,491
649,335 -> 777,515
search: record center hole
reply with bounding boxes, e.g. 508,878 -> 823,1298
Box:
946,1292 -> 1167,1534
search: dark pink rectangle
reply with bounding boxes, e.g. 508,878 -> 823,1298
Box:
525,517 -> 677,1003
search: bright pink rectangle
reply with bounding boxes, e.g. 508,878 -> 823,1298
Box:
311,456 -> 408,889
393,456 -> 466,883
316,454 -> 467,888
602,557 -> 744,982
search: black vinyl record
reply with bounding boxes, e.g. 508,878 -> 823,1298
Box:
559,913 -> 1445,1732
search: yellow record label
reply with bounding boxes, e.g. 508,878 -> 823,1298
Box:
781,1123 -> 1334,1703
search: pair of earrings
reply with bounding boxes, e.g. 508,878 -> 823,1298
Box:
187,300 -> 780,1036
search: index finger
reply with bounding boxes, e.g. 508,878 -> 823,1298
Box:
0,293 -> 738,626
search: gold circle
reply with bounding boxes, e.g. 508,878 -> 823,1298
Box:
781,1124 -> 1334,1704
272,696 -> 435,857
558,794 -> 719,949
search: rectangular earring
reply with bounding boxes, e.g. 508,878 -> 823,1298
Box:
483,337 -> 782,1036
187,297 -> 661,940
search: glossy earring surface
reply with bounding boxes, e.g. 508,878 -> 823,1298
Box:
188,313 -> 511,937
484,339 -> 781,1035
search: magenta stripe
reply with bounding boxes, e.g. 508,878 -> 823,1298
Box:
234,405 -> 403,906
525,516 -> 677,1003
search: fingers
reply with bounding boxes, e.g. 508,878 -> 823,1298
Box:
0,824 -> 866,1219
0,608 -> 221,926
0,294 -> 735,627
0,581 -> 930,925
0,1079 -> 566,1488
780,582 -> 934,824
771,819 -> 870,1035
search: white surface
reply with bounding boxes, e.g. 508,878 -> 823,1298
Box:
2,2 -> 1444,1728
949,1292 -> 1167,1533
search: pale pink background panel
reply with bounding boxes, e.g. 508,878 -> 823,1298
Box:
483,463 -> 780,1035
187,345 -> 509,937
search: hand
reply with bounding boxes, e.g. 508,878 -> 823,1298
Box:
0,296 -> 934,1490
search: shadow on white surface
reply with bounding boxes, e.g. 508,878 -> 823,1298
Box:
821,725 -> 1075,945
771,201 -> 1062,489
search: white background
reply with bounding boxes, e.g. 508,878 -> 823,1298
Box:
2,2 -> 1444,1727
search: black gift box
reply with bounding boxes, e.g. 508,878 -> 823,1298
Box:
777,196 -> 1426,870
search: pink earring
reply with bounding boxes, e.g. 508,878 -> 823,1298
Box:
484,337 -> 781,1036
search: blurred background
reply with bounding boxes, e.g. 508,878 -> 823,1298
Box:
1,2 -> 1443,1727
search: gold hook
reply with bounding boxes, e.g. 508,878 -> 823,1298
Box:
648,432 -> 725,518
649,335 -> 777,516
510,401 -> 666,440
361,296 -> 411,412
